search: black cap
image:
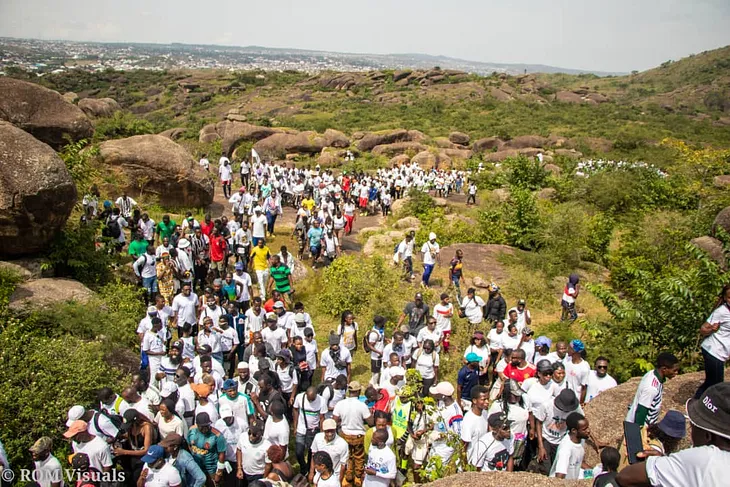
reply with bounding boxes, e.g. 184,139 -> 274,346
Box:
686,383 -> 730,440
195,412 -> 212,427
554,389 -> 579,412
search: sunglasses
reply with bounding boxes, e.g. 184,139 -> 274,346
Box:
596,365 -> 608,370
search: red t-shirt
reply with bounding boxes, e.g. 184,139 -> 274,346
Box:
200,221 -> 214,237
210,236 -> 227,262
373,389 -> 391,413
504,363 -> 536,384
263,298 -> 285,313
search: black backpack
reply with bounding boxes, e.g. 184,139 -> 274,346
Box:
93,410 -> 124,439
316,381 -> 334,401
104,217 -> 122,239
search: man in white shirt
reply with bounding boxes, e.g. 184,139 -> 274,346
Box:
30,437 -> 63,487
64,420 -> 113,473
309,419 -> 349,484
420,232 -> 440,288
363,430 -> 396,487
508,299 -> 532,333
584,356 -> 618,404
171,284 -> 198,328
115,193 -> 137,219
549,412 -> 590,479
219,158 -> 233,199
139,444 -> 182,487
625,352 -> 679,427
251,207 -> 268,246
133,245 -> 158,306
461,288 -> 486,325
564,339 -> 591,405
473,413 -> 514,472
616,382 -> 730,487
460,385 -> 490,468
199,155 -> 210,171
333,382 -> 374,487
292,386 -> 328,473
320,334 -> 352,382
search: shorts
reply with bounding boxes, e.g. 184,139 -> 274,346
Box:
358,197 -> 368,208
370,358 -> 382,374
142,276 -> 158,294
211,260 -> 225,272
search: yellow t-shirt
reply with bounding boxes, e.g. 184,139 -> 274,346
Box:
302,198 -> 315,212
250,246 -> 271,271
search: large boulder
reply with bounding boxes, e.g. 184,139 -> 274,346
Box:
0,77 -> 93,150
98,135 -> 214,207
714,175 -> 730,188
371,141 -> 428,157
253,132 -> 327,159
472,137 -> 504,152
484,149 -> 520,162
691,236 -> 726,268
388,154 -> 411,167
411,150 -> 451,170
713,206 -> 730,236
317,151 -> 342,168
448,132 -> 470,146
323,129 -> 350,148
393,216 -> 421,230
158,128 -> 187,140
426,471 -> 588,487
78,97 -> 121,118
197,121 -> 282,156
442,148 -> 472,160
556,90 -> 584,103
0,121 -> 77,257
503,135 -> 548,150
554,148 -> 583,160
9,278 -> 93,312
357,129 -> 411,152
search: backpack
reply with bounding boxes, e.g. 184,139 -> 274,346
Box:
93,410 -> 124,439
104,216 -> 122,239
316,381 -> 334,401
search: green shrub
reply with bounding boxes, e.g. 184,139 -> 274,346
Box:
504,187 -> 541,250
94,111 -> 155,141
45,219 -> 116,287
59,139 -> 99,195
505,155 -> 548,190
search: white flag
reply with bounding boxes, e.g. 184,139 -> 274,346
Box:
251,148 -> 261,165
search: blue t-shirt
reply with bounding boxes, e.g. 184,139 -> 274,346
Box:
307,227 -> 324,248
457,366 -> 480,399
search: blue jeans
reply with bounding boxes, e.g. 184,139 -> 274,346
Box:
212,352 -> 224,364
142,276 -> 158,295
266,211 -> 278,235
422,264 -> 435,285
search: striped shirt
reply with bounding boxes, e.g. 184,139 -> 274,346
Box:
269,264 -> 291,293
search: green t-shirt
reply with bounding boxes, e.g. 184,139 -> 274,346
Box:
128,239 -> 148,257
156,219 -> 177,240
187,427 -> 227,474
269,264 -> 292,293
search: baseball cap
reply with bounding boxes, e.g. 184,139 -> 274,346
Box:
160,382 -> 178,397
294,313 -> 306,324
66,405 -> 86,427
523,326 -> 534,336
254,206 -> 263,213
29,437 -> 53,454
147,306 -> 158,315
277,349 -> 292,362
266,312 -> 278,322
322,419 -> 337,431
171,340 -> 184,351
536,359 -> 554,374
428,382 -> 455,397
195,412 -> 212,427
235,262 -> 244,270
219,405 -> 234,418
237,361 -> 249,370
159,433 -> 183,448
428,232 -> 437,240
554,389 -> 579,412
686,383 -> 730,440
570,339 -> 585,353
389,366 -> 405,378
465,353 -> 481,363
222,379 -> 238,390
488,412 -> 512,429
535,336 -> 552,348
63,420 -> 88,438
70,453 -> 90,469
518,299 -> 526,305
657,410 -> 686,439
348,381 -> 363,392
141,445 -> 165,464
273,301 -> 285,309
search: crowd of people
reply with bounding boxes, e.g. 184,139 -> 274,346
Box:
10,156 -> 730,487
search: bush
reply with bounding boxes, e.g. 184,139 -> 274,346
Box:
505,155 -> 548,190
59,139 -> 99,195
94,111 -> 155,141
45,220 -> 116,287
504,187 -> 541,250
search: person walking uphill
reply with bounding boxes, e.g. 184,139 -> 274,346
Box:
695,283 -> 730,399
561,273 -> 580,321
420,232 -> 440,288
333,381 -> 374,487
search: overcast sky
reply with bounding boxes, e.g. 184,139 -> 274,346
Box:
1,0 -> 729,72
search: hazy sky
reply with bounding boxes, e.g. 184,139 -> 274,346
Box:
2,0 -> 729,72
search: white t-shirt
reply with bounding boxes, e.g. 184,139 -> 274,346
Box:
645,444 -> 730,487
432,303 -> 453,333
522,377 -> 555,414
546,352 -> 568,365
293,393 -> 327,434
172,293 -> 198,326
417,327 -> 443,348
460,409 -> 489,466
315,472 -> 341,487
507,307 -> 531,333
333,397 -> 372,435
33,454 -> 64,487
487,329 -> 504,351
363,446 -> 397,487
262,327 -> 288,353
72,436 -> 113,473
421,241 -> 440,266
276,364 -> 298,393
264,417 -> 290,454
702,304 -> 730,361
549,435 -> 585,479
565,358 -> 591,395
233,272 -> 253,302
304,339 -> 318,370
501,333 -> 521,352
625,369 -> 664,426
143,461 -> 182,487
413,349 -> 440,380
236,436 -> 271,475
534,401 -> 583,446
473,434 -> 513,471
320,347 -> 352,381
311,433 -> 350,477
585,371 -> 618,404
366,329 -> 385,361
219,163 -> 233,181
245,308 -> 266,335
251,214 -> 268,238
461,295 -> 485,324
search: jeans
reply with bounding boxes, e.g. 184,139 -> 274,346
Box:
422,263 -> 435,285
561,299 -> 577,321
295,431 -> 318,474
212,352 -> 224,364
695,348 -> 726,398
255,269 -> 269,300
266,211 -> 278,235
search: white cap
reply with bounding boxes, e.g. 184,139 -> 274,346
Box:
160,382 -> 178,397
389,366 -> 405,377
219,405 -> 234,418
429,232 -> 437,241
254,206 -> 263,213
322,419 -> 337,431
237,361 -> 249,369
294,312 -> 306,323
66,405 -> 86,427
